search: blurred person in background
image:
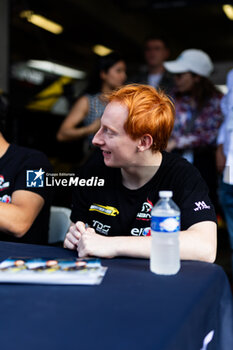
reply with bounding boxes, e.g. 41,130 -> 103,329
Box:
56,52 -> 127,149
216,69 -> 233,252
0,96 -> 52,244
131,36 -> 174,94
164,49 -> 223,208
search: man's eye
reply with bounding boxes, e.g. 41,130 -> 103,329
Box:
103,127 -> 111,134
102,127 -> 115,136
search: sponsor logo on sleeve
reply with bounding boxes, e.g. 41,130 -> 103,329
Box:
89,204 -> 119,216
0,195 -> 11,203
194,201 -> 211,211
0,175 -> 10,191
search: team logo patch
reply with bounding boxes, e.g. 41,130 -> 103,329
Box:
26,168 -> 45,188
136,198 -> 153,221
0,175 -> 10,191
89,204 -> 119,216
0,195 -> 11,203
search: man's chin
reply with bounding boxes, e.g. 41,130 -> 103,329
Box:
103,158 -> 119,168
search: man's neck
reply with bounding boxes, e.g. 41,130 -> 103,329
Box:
148,65 -> 165,75
0,134 -> 10,158
121,151 -> 162,190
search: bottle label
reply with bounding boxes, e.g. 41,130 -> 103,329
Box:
151,216 -> 180,233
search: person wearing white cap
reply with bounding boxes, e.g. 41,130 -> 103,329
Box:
164,49 -> 214,78
216,69 -> 233,251
164,49 -> 223,209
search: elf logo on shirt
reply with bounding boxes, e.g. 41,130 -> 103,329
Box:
131,227 -> 151,236
0,175 -> 10,191
89,204 -> 119,216
136,198 -> 153,221
26,169 -> 45,188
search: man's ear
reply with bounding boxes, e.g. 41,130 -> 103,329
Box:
137,134 -> 153,152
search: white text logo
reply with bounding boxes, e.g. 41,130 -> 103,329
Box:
136,199 -> 153,221
194,201 -> 210,211
92,220 -> 111,235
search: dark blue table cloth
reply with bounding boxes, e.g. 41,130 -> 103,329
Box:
0,241 -> 232,350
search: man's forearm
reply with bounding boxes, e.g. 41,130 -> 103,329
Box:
179,224 -> 217,263
108,222 -> 216,263
110,236 -> 151,258
0,202 -> 31,237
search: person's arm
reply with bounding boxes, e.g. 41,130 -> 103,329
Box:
216,144 -> 226,173
0,190 -> 44,237
64,220 -> 217,263
56,96 -> 100,142
179,221 -> 216,262
216,119 -> 226,173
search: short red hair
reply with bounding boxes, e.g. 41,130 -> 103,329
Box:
107,84 -> 175,152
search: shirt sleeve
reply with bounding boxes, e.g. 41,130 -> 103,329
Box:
70,186 -> 91,224
173,165 -> 217,230
13,151 -> 53,202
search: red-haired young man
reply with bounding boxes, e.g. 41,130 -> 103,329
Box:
64,84 -> 217,262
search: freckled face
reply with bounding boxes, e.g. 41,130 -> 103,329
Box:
92,101 -> 139,168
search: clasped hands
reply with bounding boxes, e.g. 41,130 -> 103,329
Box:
64,221 -> 115,258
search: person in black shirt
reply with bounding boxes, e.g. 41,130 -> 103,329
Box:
0,130 -> 52,244
64,84 -> 217,262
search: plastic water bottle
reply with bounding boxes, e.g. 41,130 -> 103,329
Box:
150,191 -> 180,275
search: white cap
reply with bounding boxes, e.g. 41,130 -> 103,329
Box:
159,191 -> 173,198
164,49 -> 213,77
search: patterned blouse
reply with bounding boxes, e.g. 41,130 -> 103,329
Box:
84,93 -> 106,145
171,92 -> 224,149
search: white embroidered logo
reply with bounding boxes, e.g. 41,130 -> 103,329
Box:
136,199 -> 153,221
0,175 -> 10,191
200,330 -> 214,350
194,201 -> 211,211
92,220 -> 111,235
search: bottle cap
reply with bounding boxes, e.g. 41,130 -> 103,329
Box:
159,190 -> 173,198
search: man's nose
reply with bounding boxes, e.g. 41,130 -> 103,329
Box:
92,128 -> 104,147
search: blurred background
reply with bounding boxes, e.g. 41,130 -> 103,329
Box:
1,0 -> 233,285
2,0 -> 233,153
